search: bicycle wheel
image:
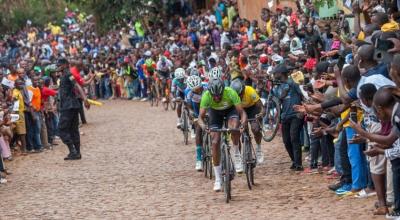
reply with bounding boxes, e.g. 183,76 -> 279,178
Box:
149,89 -> 154,107
222,142 -> 231,203
163,94 -> 169,111
262,96 -> 281,142
202,133 -> 209,178
243,134 -> 253,190
154,89 -> 159,107
182,110 -> 189,145
208,135 -> 213,179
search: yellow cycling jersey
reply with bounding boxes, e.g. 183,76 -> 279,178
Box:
241,86 -> 260,108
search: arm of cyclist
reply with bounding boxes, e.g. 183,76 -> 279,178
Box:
235,104 -> 247,130
198,108 -> 207,130
255,100 -> 265,118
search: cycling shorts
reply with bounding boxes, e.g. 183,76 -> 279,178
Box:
159,71 -> 169,79
245,104 -> 261,120
208,107 -> 239,129
176,90 -> 185,100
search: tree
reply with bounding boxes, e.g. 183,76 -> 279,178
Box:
74,0 -> 162,32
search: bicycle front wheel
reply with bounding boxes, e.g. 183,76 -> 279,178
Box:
202,133 -> 213,179
182,110 -> 189,145
243,135 -> 254,190
222,142 -> 231,203
262,96 -> 280,142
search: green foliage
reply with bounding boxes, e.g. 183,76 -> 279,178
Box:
0,0 -> 66,34
86,0 -> 162,33
312,0 -> 335,9
0,0 -> 162,34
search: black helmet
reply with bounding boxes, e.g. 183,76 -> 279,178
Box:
230,78 -> 245,95
208,77 -> 225,97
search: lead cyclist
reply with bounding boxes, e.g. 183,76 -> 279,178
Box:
198,77 -> 247,192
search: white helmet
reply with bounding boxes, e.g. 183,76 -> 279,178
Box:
208,67 -> 222,79
174,68 -> 185,79
186,75 -> 202,89
144,50 -> 152,57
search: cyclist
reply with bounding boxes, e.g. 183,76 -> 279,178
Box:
185,75 -> 207,171
207,66 -> 223,80
172,68 -> 187,128
230,78 -> 265,164
156,56 -> 174,102
198,77 -> 247,192
143,56 -> 157,100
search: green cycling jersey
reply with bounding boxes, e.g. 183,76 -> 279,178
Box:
200,87 -> 241,110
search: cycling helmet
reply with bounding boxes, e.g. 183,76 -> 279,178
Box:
144,50 -> 152,57
190,68 -> 200,76
186,75 -> 202,89
208,77 -> 225,97
230,78 -> 245,95
174,68 -> 185,79
208,67 -> 222,79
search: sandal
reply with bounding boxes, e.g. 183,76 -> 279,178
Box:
354,189 -> 376,198
373,206 -> 389,215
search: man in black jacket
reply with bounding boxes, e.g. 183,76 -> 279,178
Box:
56,58 -> 90,160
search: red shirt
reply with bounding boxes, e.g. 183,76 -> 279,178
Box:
41,86 -> 57,103
70,66 -> 84,86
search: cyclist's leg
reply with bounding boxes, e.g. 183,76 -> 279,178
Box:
194,107 -> 203,170
227,107 -> 243,173
146,77 -> 151,96
247,105 -> 264,163
155,77 -> 161,99
161,78 -> 166,98
227,107 -> 240,147
176,90 -> 184,117
209,108 -> 223,190
247,105 -> 262,145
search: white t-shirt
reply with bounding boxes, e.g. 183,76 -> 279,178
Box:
206,15 -> 217,24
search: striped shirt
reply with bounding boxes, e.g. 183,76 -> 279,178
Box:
385,103 -> 400,161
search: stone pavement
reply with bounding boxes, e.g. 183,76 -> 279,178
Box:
0,100 -> 380,219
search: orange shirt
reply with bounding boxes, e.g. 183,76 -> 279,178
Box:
27,86 -> 41,111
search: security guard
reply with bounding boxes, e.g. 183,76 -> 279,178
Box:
56,58 -> 90,160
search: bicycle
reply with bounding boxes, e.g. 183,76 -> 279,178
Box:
261,79 -> 282,142
159,76 -> 172,111
148,76 -> 159,107
175,97 -> 190,145
209,126 -> 239,203
242,118 -> 262,190
200,116 -> 213,179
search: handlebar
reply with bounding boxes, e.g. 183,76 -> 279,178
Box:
209,128 -> 240,132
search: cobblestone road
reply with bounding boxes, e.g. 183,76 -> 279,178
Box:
0,101 -> 381,219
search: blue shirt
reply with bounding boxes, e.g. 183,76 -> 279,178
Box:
184,83 -> 207,117
215,3 -> 225,25
277,79 -> 303,121
136,58 -> 145,80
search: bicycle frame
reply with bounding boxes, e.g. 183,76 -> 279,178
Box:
209,127 -> 239,203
